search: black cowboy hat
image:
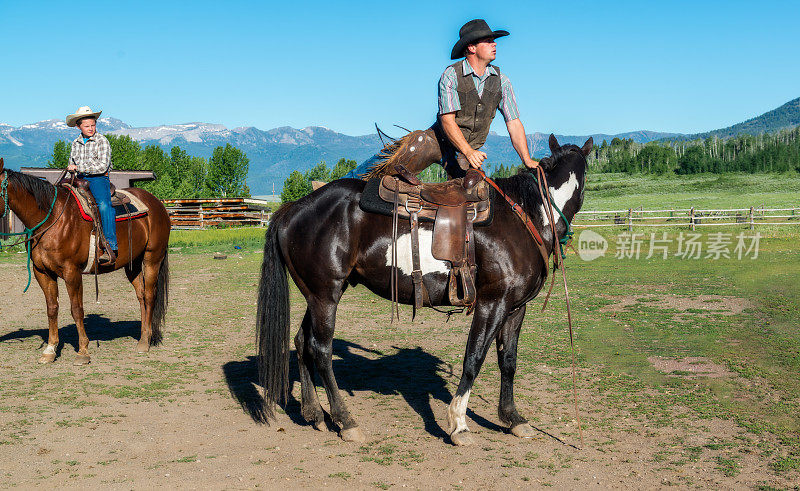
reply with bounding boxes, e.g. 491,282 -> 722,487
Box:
450,19 -> 509,60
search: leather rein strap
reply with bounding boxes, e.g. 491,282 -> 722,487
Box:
478,171 -> 549,267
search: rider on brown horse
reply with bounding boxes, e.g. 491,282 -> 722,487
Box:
346,19 -> 539,180
66,106 -> 117,264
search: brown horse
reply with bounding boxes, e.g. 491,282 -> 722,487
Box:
0,158 -> 170,365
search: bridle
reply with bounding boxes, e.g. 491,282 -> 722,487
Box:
0,170 -> 66,292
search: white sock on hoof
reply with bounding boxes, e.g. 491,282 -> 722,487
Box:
447,389 -> 471,434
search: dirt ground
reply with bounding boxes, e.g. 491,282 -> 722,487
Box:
0,253 -> 796,489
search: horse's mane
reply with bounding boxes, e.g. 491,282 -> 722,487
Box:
492,144 -> 584,218
7,170 -> 56,211
492,170 -> 544,219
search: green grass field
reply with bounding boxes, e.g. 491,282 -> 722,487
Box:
584,172 -> 800,210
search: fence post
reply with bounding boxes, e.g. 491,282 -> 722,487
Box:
200,208 -> 204,229
749,206 -> 754,230
689,207 -> 695,231
627,208 -> 633,232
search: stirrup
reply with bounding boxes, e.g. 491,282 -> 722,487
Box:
98,249 -> 117,265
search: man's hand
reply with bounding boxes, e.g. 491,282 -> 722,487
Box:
67,163 -> 77,172
524,158 -> 539,169
465,149 -> 488,169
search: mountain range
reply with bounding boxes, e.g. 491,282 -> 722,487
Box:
1,96 -> 798,195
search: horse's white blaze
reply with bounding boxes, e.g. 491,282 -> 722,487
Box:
539,171 -> 579,228
43,344 -> 55,355
384,229 -> 450,276
447,390 -> 471,433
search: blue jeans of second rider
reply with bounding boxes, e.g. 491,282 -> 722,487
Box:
83,174 -> 118,251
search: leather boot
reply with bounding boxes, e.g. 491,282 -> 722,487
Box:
99,249 -> 117,265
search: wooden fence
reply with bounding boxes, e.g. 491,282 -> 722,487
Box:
573,206 -> 800,230
163,198 -> 272,229
160,198 -> 798,232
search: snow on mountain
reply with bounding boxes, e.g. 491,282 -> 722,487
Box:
111,122 -> 231,144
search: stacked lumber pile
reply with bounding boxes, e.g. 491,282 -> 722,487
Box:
162,198 -> 271,229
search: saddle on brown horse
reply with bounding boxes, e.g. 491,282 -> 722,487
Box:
377,166 -> 490,315
57,174 -> 136,266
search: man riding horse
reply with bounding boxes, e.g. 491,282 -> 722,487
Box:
346,18 -> 539,180
66,106 -> 117,264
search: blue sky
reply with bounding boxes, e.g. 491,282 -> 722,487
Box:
1,0 -> 798,136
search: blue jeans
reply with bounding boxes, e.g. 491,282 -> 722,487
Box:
343,154 -> 382,179
83,174 -> 117,250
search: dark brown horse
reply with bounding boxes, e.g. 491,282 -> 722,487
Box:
256,135 -> 592,445
0,158 -> 170,365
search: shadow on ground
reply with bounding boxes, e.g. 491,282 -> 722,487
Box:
0,314 -> 140,355
223,338 -> 506,439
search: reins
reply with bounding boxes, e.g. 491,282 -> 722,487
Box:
0,170 -> 62,292
479,165 -> 583,447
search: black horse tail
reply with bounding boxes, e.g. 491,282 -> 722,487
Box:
256,204 -> 292,420
150,252 -> 169,346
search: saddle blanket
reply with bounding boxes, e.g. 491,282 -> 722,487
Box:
358,177 -> 494,226
66,186 -> 149,222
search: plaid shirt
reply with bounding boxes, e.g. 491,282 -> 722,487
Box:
438,60 -> 520,122
70,133 -> 112,175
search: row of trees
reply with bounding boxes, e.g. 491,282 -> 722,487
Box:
49,135 -> 250,199
281,158 -> 357,201
592,126 -> 800,175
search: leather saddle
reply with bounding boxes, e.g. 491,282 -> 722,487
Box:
58,176 -> 131,207
379,166 -> 490,314
57,175 -> 130,261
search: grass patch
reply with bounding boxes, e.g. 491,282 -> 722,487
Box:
168,226 -> 266,251
583,172 -> 800,209
770,456 -> 800,473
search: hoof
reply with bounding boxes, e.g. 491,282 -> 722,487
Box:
136,341 -> 150,354
311,419 -> 325,431
510,423 -> 537,439
451,430 -> 475,447
38,353 -> 56,364
340,427 -> 365,443
73,354 -> 91,366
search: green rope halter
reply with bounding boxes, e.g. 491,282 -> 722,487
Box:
0,171 -> 60,292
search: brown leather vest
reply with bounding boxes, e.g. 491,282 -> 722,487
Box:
450,61 -> 503,150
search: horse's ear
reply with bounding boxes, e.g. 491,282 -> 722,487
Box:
581,137 -> 593,157
0,158 -> 4,172
548,134 -> 560,155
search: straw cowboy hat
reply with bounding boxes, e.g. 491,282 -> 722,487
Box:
66,106 -> 102,127
450,19 -> 509,60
